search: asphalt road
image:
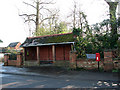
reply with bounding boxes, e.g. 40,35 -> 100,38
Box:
1,73 -> 120,89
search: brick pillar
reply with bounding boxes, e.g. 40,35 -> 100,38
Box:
16,53 -> 22,67
69,51 -> 77,69
104,50 -> 114,71
4,53 -> 9,66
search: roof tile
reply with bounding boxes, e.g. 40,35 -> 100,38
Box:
21,33 -> 74,47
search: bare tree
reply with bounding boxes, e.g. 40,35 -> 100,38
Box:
67,0 -> 89,34
46,9 -> 60,31
19,0 -> 58,36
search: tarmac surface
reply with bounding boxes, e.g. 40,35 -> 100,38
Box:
0,62 -> 120,88
0,62 -> 120,81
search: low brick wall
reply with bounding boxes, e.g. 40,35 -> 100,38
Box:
8,60 -> 17,66
4,50 -> 120,71
77,59 -> 104,70
113,60 -> 120,69
69,50 -> 120,71
4,54 -> 9,66
4,53 -> 23,67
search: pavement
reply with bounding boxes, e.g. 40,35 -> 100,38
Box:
0,62 -> 120,82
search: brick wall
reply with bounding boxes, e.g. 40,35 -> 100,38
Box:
104,51 -> 113,71
69,50 -> 120,71
69,51 -> 104,70
8,60 -> 17,66
4,54 -> 9,66
113,60 -> 120,69
4,49 -> 120,70
69,51 -> 77,69
4,53 -> 23,67
16,53 -> 23,66
104,50 -> 120,71
77,59 -> 104,70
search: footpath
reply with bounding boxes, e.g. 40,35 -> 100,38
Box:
0,63 -> 120,82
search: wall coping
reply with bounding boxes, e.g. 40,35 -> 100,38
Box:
8,59 -> 17,61
104,49 -> 118,52
77,58 -> 104,61
4,53 -> 11,55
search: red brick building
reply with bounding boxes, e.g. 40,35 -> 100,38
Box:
21,33 -> 74,66
7,42 -> 21,50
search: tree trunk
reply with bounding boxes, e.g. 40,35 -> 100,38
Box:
106,2 -> 118,48
36,1 -> 40,36
73,2 -> 76,28
107,2 -> 118,35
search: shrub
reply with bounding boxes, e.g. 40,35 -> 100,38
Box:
9,53 -> 17,60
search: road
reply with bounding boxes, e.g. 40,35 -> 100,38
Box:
0,73 -> 119,89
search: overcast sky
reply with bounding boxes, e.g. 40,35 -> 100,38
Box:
0,0 -> 112,47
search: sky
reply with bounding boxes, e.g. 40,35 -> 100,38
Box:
0,0 -> 118,47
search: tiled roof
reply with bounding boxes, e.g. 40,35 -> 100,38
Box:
21,33 -> 74,47
7,42 -> 19,47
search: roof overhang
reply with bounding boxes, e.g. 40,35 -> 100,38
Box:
23,42 -> 75,47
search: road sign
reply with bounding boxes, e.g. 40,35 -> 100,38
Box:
86,54 -> 96,59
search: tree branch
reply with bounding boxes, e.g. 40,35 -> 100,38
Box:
39,6 -> 44,10
19,14 -> 36,24
39,13 -> 58,25
19,14 -> 36,17
39,0 -> 55,5
25,19 -> 36,23
23,1 -> 36,9
42,8 -> 52,13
